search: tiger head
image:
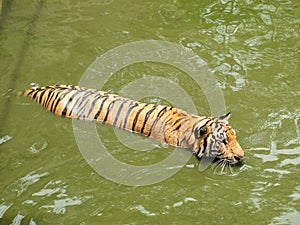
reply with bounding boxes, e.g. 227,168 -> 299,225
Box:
194,112 -> 244,165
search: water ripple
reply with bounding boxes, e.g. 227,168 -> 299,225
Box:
130,205 -> 157,217
40,197 -> 87,214
6,168 -> 49,197
0,135 -> 12,145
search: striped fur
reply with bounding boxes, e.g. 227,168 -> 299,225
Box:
19,84 -> 244,164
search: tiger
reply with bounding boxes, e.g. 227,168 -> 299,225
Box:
18,84 -> 244,166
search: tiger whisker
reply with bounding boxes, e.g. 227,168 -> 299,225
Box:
221,161 -> 227,173
211,159 -> 222,169
213,160 -> 225,174
228,163 -> 233,174
212,159 -> 234,174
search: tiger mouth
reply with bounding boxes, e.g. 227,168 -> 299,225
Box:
212,154 -> 244,166
211,158 -> 244,174
198,154 -> 244,166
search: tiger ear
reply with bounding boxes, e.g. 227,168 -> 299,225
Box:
219,112 -> 231,121
194,125 -> 208,139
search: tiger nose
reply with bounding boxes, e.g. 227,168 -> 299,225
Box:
234,146 -> 244,162
234,155 -> 244,162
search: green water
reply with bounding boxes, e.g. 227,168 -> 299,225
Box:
0,0 -> 299,224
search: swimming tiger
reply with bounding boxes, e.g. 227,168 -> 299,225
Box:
19,84 -> 244,165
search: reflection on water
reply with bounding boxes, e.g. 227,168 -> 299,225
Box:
253,109 -> 300,164
0,135 -> 11,145
27,141 -> 48,154
271,210 -> 300,225
130,205 -> 157,217
129,196 -> 198,217
253,141 -> 300,163
32,180 -> 66,198
0,203 -> 12,218
1,168 -> 93,223
32,180 -> 93,214
40,196 -> 90,214
247,107 -> 300,223
7,169 -> 49,197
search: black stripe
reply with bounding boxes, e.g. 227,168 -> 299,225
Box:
103,98 -> 121,123
216,123 -> 223,133
170,118 -> 188,132
172,123 -> 181,131
69,89 -> 95,118
131,104 -> 148,132
164,135 -> 168,143
48,87 -> 66,112
94,95 -> 109,121
32,90 -> 39,101
172,117 -> 184,126
63,90 -> 85,117
176,137 -> 180,146
26,89 -> 35,97
140,105 -> 157,134
51,88 -> 72,114
39,89 -> 47,105
49,90 -> 62,113
38,90 -> 47,105
52,91 -> 66,114
45,88 -> 57,109
74,91 -> 98,118
68,95 -> 83,117
147,106 -> 168,137
61,90 -> 80,117
86,93 -> 103,118
122,102 -> 139,129
113,99 -> 127,127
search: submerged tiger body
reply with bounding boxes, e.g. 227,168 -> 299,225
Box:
19,84 -> 244,164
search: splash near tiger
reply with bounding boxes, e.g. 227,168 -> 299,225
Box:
19,84 -> 244,167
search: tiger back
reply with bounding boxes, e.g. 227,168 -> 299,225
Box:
19,84 -> 244,164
